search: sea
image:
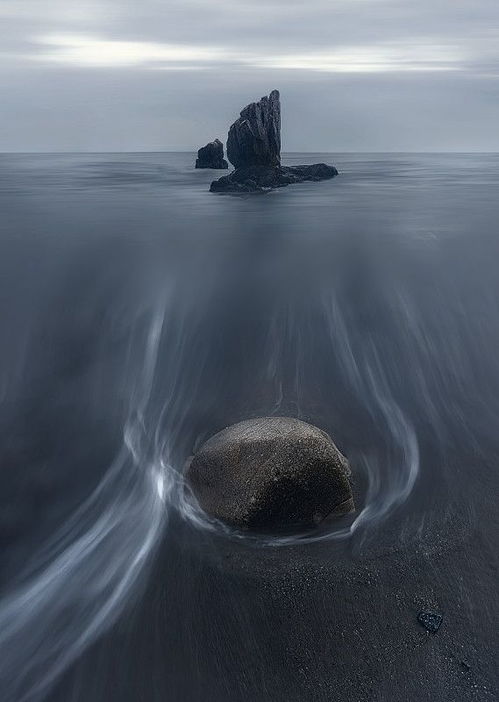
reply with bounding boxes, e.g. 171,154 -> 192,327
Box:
0,152 -> 498,701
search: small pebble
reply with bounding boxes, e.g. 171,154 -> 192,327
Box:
418,610 -> 443,633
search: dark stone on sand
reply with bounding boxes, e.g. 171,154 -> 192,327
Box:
195,139 -> 228,169
227,89 -> 281,169
186,416 -> 354,531
418,611 -> 443,633
210,163 -> 338,193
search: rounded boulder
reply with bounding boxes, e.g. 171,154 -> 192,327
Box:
186,416 -> 354,532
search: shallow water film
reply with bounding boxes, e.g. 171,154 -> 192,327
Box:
0,152 -> 498,701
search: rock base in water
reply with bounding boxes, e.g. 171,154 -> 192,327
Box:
210,163 -> 338,193
195,139 -> 228,169
185,416 -> 354,532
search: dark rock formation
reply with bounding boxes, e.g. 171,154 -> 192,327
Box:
227,89 -> 281,169
186,416 -> 354,532
211,90 -> 338,192
195,139 -> 228,169
210,163 -> 338,193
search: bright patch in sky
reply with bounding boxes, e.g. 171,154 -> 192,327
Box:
31,34 -> 464,73
251,43 -> 463,73
34,34 -> 229,68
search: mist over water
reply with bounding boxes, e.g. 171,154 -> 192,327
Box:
0,152 -> 498,701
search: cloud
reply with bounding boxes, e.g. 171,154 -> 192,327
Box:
0,0 -> 498,151
0,0 -> 105,23
2,1 -> 497,77
29,33 -> 465,74
249,42 -> 463,74
32,34 -> 229,68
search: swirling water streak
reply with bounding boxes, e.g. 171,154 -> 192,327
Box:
0,303 -> 171,702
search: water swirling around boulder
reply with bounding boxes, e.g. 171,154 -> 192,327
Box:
185,417 -> 354,533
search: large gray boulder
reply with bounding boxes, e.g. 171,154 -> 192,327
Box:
227,90 -> 281,169
186,417 -> 354,532
195,139 -> 228,169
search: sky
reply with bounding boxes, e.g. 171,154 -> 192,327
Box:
1,0 -> 498,152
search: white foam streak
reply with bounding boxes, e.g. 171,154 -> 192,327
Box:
324,295 -> 419,537
179,293 -> 420,547
0,304 -> 170,702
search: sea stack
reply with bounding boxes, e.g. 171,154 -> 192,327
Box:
186,417 -> 354,532
210,91 -> 338,193
227,89 -> 281,169
195,139 -> 228,169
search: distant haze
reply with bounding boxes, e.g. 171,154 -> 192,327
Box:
1,0 -> 498,152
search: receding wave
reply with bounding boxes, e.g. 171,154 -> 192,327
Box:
0,280 -> 427,699
0,304 -> 171,702
178,289 -> 420,546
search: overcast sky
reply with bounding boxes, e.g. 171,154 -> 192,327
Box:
1,0 -> 498,152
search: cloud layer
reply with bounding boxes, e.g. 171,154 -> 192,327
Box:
1,0 -> 498,150
27,34 -> 466,74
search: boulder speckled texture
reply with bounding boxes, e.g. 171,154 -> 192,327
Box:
195,139 -> 228,169
186,417 -> 354,531
227,90 -> 281,169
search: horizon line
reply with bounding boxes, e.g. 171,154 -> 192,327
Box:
1,150 -> 498,156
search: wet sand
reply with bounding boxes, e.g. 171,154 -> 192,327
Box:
50,431 -> 498,702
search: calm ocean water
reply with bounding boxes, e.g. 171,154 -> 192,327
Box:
0,152 -> 498,701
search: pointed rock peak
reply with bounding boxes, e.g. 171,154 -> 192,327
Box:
227,90 -> 281,169
210,89 -> 338,193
